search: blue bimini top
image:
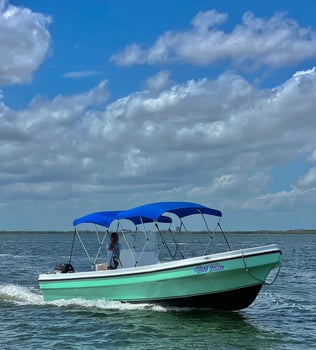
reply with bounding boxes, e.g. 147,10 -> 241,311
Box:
73,201 -> 222,228
117,201 -> 222,222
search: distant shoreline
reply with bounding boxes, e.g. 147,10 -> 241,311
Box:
1,229 -> 316,234
227,229 -> 316,234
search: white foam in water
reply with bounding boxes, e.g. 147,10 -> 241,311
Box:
0,283 -> 44,305
51,297 -> 167,312
0,283 -> 167,312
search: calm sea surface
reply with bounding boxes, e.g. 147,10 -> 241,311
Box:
0,232 -> 315,349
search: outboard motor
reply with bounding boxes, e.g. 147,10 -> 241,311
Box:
54,263 -> 74,274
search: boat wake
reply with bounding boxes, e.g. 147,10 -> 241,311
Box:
0,283 -> 166,312
50,297 -> 167,312
0,283 -> 43,305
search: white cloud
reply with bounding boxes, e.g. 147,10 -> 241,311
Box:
307,149 -> 316,163
240,189 -> 298,211
63,70 -> 99,79
144,70 -> 172,92
223,161 -> 316,213
111,10 -> 316,69
0,0 -> 51,85
297,167 -> 316,189
192,9 -> 228,30
1,66 -> 316,228
1,2 -> 316,230
0,80 -> 110,197
238,186 -> 316,213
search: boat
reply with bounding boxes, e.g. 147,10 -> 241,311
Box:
38,201 -> 281,310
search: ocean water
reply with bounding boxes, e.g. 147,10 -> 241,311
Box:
0,232 -> 315,350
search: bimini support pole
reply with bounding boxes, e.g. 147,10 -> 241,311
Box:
155,223 -> 175,260
93,228 -> 109,267
202,212 -> 219,255
75,228 -> 94,268
218,222 -> 232,251
168,222 -> 185,259
135,216 -> 159,265
68,229 -> 77,264
117,221 -> 137,267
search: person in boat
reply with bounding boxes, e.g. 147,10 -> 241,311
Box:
107,232 -> 120,269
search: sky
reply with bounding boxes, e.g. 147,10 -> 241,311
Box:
1,0 -> 316,231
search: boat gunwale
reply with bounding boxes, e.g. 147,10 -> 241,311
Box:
39,244 -> 281,282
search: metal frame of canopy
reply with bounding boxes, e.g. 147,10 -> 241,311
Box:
70,202 -> 227,271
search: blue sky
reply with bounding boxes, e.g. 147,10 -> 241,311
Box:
1,0 -> 316,230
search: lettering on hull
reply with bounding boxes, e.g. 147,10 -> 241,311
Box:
194,263 -> 224,274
